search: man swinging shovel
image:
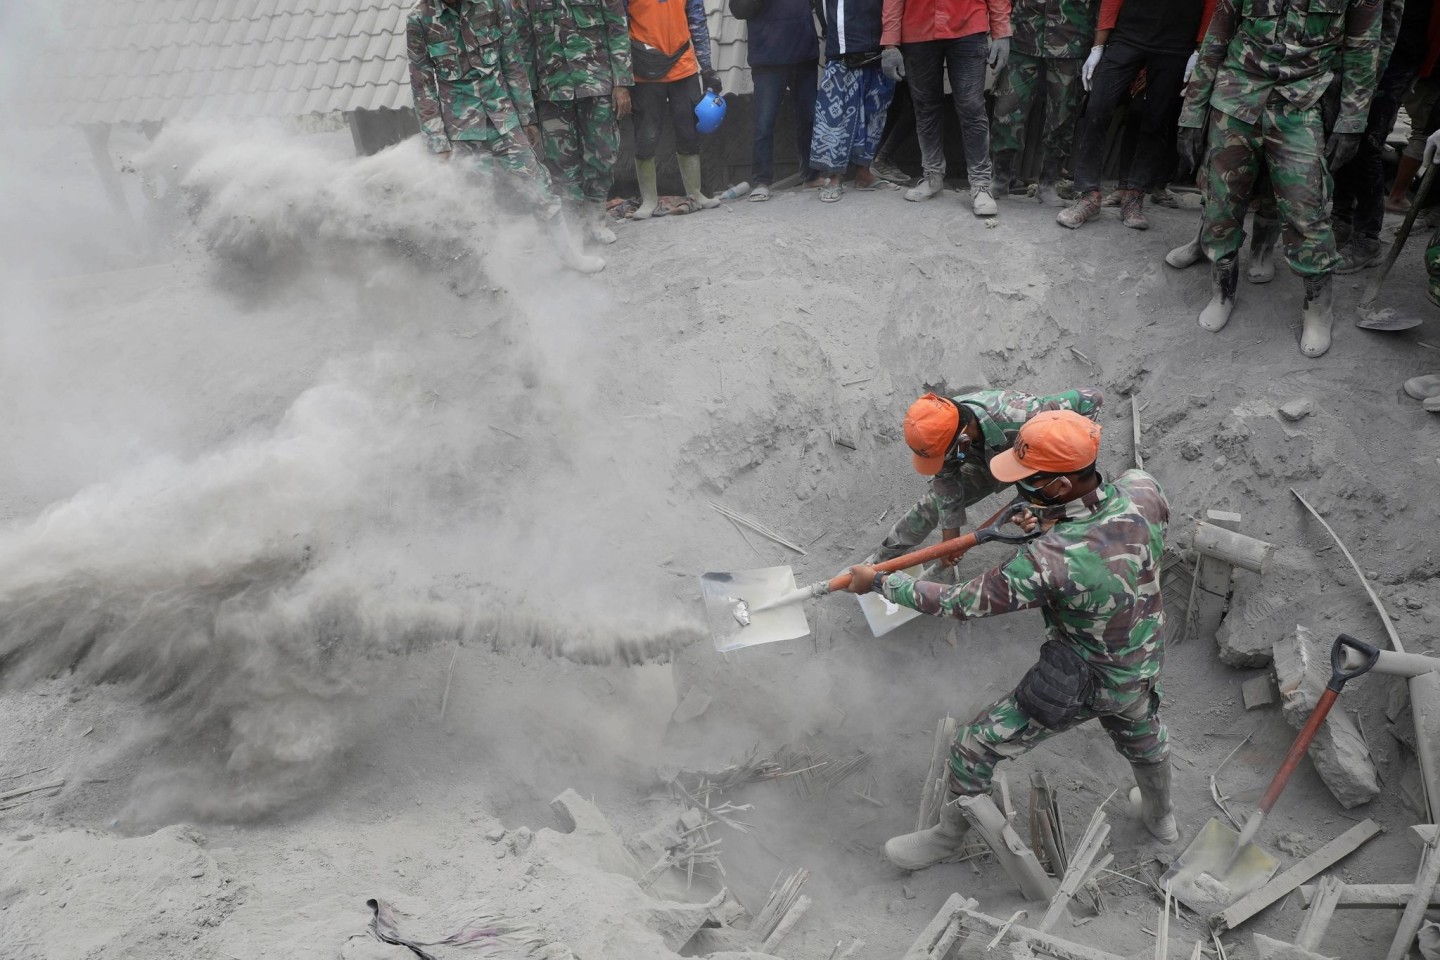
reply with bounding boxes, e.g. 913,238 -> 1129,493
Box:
845,410 -> 1177,871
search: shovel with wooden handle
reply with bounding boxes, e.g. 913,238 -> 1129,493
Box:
1354,162 -> 1438,331
1161,634 -> 1381,918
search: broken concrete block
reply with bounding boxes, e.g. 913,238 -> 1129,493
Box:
1242,674 -> 1278,710
1278,398 -> 1315,422
1273,627 -> 1381,809
1217,618 -> 1274,668
550,788 -> 641,878
485,827 -> 507,842
1251,933 -> 1333,960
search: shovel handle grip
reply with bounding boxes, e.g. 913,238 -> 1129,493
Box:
824,533 -> 982,593
1257,634 -> 1376,816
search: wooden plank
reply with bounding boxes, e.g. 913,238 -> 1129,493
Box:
1408,825 -> 1439,851
1038,821 -> 1110,933
901,893 -> 966,960
1384,838 -> 1440,960
955,898 -> 1128,960
958,794 -> 1058,902
0,778 -> 64,803
1299,883 -> 1440,909
1215,819 -> 1382,930
1294,876 -> 1343,951
760,894 -> 811,954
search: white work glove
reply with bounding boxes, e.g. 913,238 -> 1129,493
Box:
881,46 -> 906,82
1082,44 -> 1104,91
987,36 -> 1010,73
1184,50 -> 1198,83
1425,127 -> 1440,169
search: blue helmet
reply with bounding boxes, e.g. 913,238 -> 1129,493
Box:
694,89 -> 726,135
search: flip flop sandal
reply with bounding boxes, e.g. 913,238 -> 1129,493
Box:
820,182 -> 843,203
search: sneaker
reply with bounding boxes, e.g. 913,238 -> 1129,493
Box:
1101,190 -> 1123,208
1120,190 -> 1149,230
1057,191 -> 1102,229
1335,237 -> 1382,274
749,184 -> 770,202
905,173 -> 944,202
871,157 -> 907,184
971,189 -> 997,216
1149,188 -> 1181,209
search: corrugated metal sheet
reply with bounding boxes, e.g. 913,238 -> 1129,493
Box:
24,0 -> 755,125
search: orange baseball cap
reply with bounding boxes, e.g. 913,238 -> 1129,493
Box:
903,393 -> 960,476
989,410 -> 1102,483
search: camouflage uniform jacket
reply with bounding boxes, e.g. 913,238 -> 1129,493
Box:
928,388 -> 1104,530
407,0 -> 538,154
881,469 -> 1169,689
512,0 -> 634,101
1179,0 -> 1384,135
1009,0 -> 1098,60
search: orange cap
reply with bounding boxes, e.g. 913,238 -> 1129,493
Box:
903,393 -> 960,476
989,410 -> 1101,483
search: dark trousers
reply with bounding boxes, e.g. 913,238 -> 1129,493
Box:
1333,61 -> 1419,241
901,33 -> 991,188
750,62 -> 818,185
1072,40 -> 1188,194
633,73 -> 703,160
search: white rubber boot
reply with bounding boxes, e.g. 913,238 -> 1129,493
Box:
1300,272 -> 1334,358
586,201 -> 617,244
884,792 -> 973,870
1165,224 -> 1205,269
1246,215 -> 1279,284
1198,253 -> 1239,332
1130,760 -> 1179,843
546,214 -> 605,274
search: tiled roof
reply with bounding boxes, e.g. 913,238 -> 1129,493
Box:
31,0 -> 757,126
34,0 -> 414,125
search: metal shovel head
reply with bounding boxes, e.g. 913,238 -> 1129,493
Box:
1160,817 -> 1281,918
855,563 -> 925,637
699,566 -> 811,653
1355,302 -> 1425,331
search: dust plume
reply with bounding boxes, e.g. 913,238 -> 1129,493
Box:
0,121 -> 704,821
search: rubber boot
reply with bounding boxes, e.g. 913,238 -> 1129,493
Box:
1198,253 -> 1239,332
585,200 -> 617,244
677,154 -> 720,209
905,172 -> 945,202
884,791 -> 974,870
1246,215 -> 1279,284
1130,761 -> 1179,843
1388,153 -> 1421,214
1165,224 -> 1206,269
633,158 -> 659,220
992,150 -> 1017,198
1036,159 -> 1062,207
545,213 -> 605,274
1300,272 -> 1334,358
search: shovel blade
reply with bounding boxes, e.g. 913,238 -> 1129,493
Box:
1160,817 -> 1281,918
699,567 -> 811,652
1355,302 -> 1425,331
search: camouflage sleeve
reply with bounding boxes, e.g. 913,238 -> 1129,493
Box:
1178,0 -> 1237,128
687,0 -> 715,71
880,549 -> 1048,621
499,8 -> 538,126
407,14 -> 451,153
931,465 -> 969,530
604,0 -> 634,86
1334,0 -> 1384,135
1035,388 -> 1104,421
1378,0 -> 1402,66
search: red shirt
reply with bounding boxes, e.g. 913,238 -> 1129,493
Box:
881,0 -> 1011,47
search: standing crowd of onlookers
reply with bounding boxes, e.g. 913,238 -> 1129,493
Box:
407,0 -> 1440,374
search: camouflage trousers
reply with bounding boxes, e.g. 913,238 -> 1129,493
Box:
991,52 -> 1082,166
538,96 -> 620,204
1427,226 -> 1440,306
948,679 -> 1168,796
875,462 -> 1008,562
1199,103 -> 1338,276
454,135 -> 562,221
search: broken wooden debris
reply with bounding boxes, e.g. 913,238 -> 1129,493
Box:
906,894 -> 1128,960
1131,394 -> 1144,470
759,893 -> 811,953
1029,771 -> 1069,879
1214,818 -> 1381,930
752,868 -> 808,943
958,794 -> 1059,902
1250,934 -> 1333,960
1273,625 -> 1380,808
1298,883 -> 1440,909
1409,824 -> 1439,850
1293,876 -> 1343,952
1241,674 -> 1278,710
1208,732 -> 1253,830
0,778 -> 65,803
1384,833 -> 1440,960
707,500 -> 807,555
917,716 -> 957,831
1037,802 -> 1110,933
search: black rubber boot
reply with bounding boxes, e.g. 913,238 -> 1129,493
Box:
1246,215 -> 1279,284
1036,160 -> 1062,206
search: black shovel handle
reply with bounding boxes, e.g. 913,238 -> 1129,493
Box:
975,500 -> 1047,546
1258,633 -> 1379,816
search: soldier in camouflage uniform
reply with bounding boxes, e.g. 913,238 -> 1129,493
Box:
1177,0 -> 1383,358
511,0 -> 634,244
990,0 -> 1097,204
875,388 -> 1104,568
847,410 -> 1175,871
407,0 -> 605,272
